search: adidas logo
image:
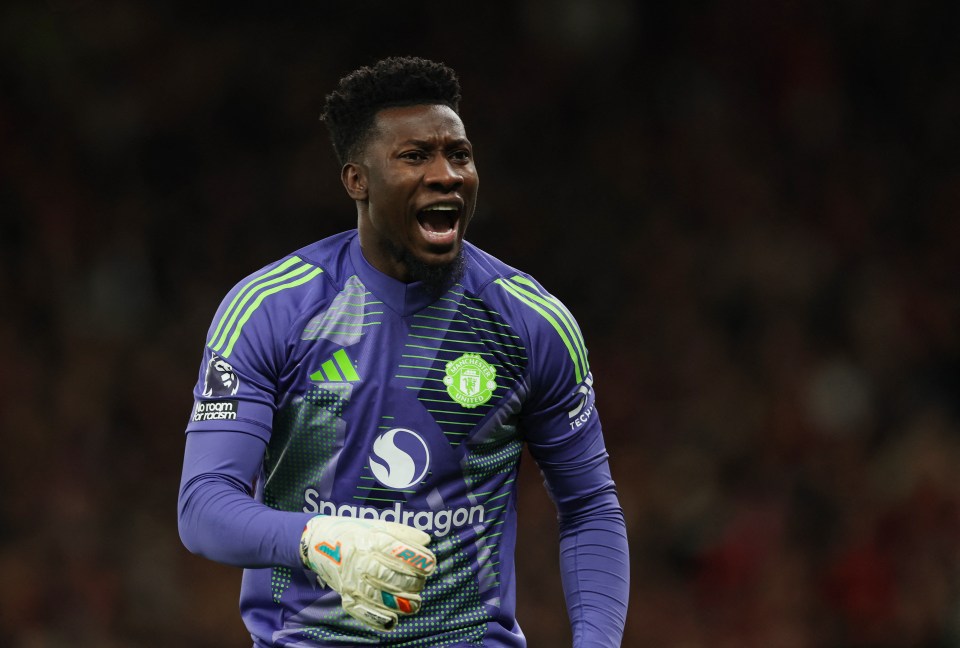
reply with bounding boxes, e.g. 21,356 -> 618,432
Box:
310,348 -> 361,383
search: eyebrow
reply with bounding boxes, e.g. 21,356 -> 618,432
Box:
401,137 -> 472,149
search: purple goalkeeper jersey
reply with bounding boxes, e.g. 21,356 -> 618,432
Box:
179,231 -> 628,647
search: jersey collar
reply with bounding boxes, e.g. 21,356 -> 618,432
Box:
349,233 -> 442,316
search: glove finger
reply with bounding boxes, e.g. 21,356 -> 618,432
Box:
342,593 -> 399,631
379,590 -> 422,615
378,520 -> 433,547
363,568 -> 426,600
370,551 -> 433,587
357,578 -> 423,616
383,542 -> 437,577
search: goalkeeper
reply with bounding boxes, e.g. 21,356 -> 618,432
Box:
178,56 -> 629,646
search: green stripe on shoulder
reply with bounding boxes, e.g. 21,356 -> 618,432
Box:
495,276 -> 587,383
210,259 -> 324,358
509,275 -> 589,374
208,256 -> 303,348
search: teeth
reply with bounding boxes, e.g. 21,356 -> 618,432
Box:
422,204 -> 458,211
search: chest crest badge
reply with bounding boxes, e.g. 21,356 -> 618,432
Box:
443,353 -> 498,409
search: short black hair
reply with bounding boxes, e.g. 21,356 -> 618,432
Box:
320,56 -> 462,165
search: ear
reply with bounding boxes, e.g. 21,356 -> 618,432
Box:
342,163 -> 368,201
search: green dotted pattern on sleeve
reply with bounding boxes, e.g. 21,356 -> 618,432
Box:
463,435 -> 523,600
270,566 -> 293,604
264,385 -> 351,511
264,384 -> 352,603
463,435 -> 523,486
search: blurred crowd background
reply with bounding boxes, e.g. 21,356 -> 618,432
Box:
2,1 -> 959,646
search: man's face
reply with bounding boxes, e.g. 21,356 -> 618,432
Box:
353,104 -> 479,283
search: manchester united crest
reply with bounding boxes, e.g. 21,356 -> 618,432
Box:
443,353 -> 497,408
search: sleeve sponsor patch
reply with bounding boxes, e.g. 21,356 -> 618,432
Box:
567,373 -> 596,431
193,399 -> 239,421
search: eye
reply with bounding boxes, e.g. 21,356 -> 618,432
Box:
450,149 -> 472,163
400,150 -> 427,162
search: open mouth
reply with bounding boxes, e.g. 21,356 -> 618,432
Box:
416,204 -> 460,246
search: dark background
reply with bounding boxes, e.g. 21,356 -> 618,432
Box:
2,1 -> 959,646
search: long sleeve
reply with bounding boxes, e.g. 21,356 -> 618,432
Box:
177,430 -> 314,568
559,520 -> 630,646
531,418 -> 629,648
540,433 -> 629,647
499,271 -> 630,647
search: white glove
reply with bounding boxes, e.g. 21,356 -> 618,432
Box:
299,515 -> 437,630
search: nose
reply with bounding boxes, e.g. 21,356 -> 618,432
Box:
424,156 -> 463,193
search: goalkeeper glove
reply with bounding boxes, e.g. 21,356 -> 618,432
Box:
300,515 -> 437,630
